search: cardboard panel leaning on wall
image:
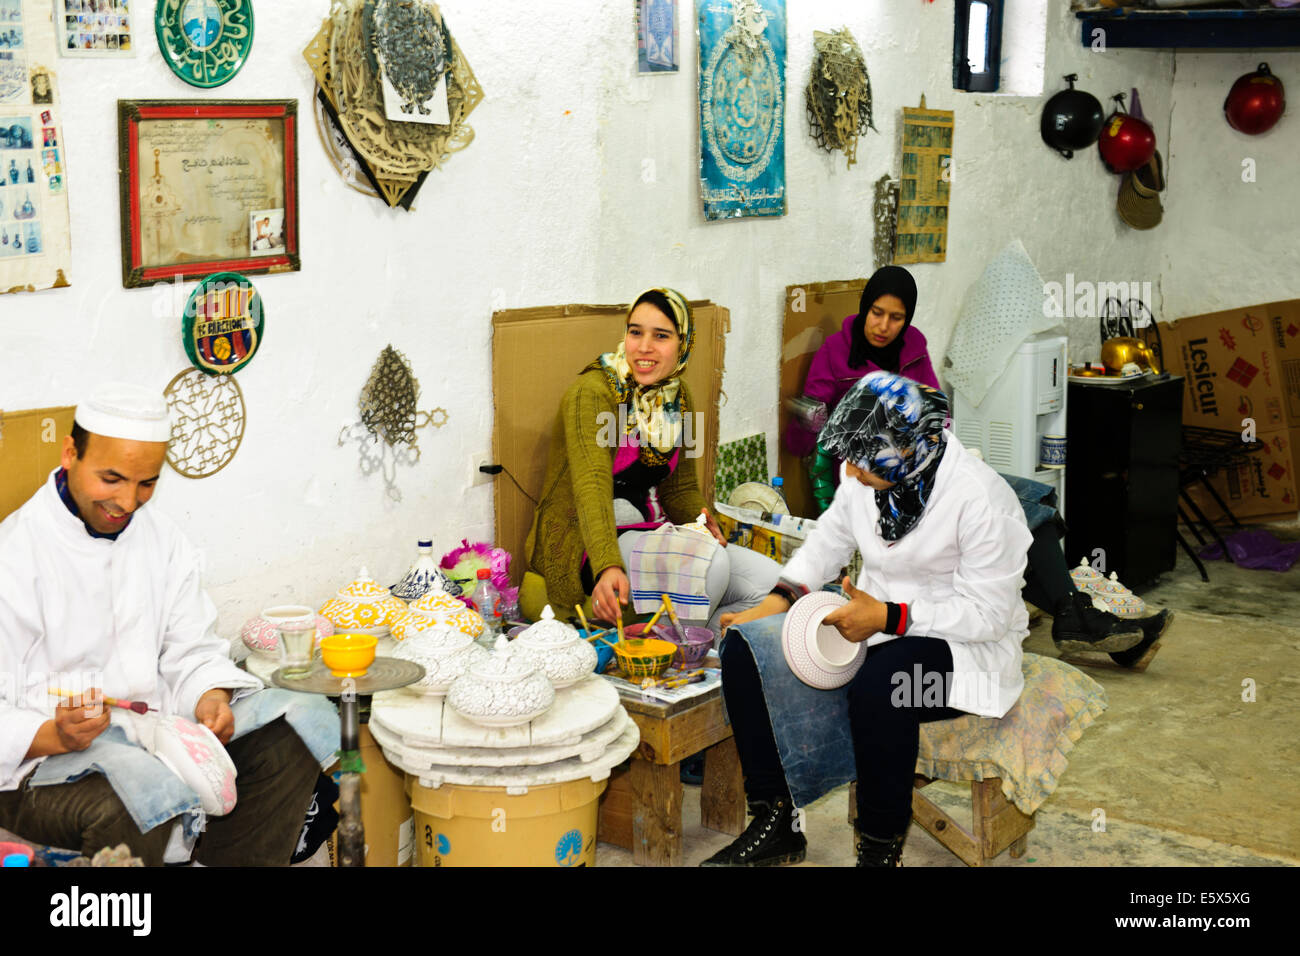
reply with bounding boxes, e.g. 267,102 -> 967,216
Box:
491,301 -> 728,589
0,406 -> 74,521
779,279 -> 865,520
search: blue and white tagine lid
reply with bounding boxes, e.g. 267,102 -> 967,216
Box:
391,540 -> 462,601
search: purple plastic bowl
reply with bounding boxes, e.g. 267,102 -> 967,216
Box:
647,624 -> 713,670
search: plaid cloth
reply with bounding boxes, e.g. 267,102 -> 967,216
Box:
628,526 -> 720,617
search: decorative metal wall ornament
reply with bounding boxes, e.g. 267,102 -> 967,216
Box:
302,0 -> 483,209
872,173 -> 899,270
155,0 -> 254,89
313,86 -> 379,199
182,272 -> 264,375
698,0 -> 787,221
806,28 -> 875,169
163,367 -> 246,479
338,345 -> 449,501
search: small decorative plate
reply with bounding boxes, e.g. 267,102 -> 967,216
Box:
728,481 -> 789,516
781,591 -> 866,690
156,0 -> 254,89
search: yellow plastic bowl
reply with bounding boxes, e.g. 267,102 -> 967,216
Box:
613,637 -> 677,680
320,634 -> 377,677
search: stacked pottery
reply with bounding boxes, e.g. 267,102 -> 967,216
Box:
240,605 -> 335,658
319,567 -> 408,637
389,623 -> 489,697
390,587 -> 485,642
508,605 -> 597,689
446,635 -> 555,728
1069,559 -> 1147,619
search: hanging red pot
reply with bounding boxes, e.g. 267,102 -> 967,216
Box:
1225,62 -> 1286,135
1098,94 -> 1156,173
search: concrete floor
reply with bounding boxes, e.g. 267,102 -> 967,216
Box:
596,517 -> 1300,867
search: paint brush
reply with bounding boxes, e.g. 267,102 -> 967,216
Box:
575,604 -> 593,635
583,628 -> 612,643
643,600 -> 667,635
49,688 -> 155,714
661,594 -> 687,641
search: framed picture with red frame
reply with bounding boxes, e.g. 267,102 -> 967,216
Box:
117,99 -> 299,288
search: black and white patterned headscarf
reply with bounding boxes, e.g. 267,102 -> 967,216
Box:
819,371 -> 950,541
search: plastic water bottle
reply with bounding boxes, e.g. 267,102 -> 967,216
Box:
769,475 -> 789,525
472,567 -> 502,647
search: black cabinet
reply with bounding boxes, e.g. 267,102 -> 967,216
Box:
1065,376 -> 1184,590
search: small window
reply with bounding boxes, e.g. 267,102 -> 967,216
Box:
954,0 -> 1004,93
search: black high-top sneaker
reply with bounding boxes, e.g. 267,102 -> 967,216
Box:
699,797 -> 806,867
1109,609 -> 1174,667
855,827 -> 907,867
1051,590 -> 1143,654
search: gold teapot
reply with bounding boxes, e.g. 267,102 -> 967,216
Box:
1100,337 -> 1160,376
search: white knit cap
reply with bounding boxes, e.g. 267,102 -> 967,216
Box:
74,383 -> 172,443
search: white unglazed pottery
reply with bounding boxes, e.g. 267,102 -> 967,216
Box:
389,624 -> 488,697
781,591 -> 867,690
446,635 -> 555,728
319,566 -> 407,636
240,605 -> 336,657
508,605 -> 598,689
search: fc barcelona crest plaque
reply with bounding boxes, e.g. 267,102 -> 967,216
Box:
182,272 -> 263,375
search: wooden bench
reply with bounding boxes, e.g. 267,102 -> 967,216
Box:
848,776 -> 1035,867
596,684 -> 745,866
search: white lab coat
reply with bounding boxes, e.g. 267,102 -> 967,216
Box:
780,432 -> 1031,718
0,470 -> 260,792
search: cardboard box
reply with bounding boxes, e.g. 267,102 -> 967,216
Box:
1164,300 -> 1300,432
0,406 -> 75,522
491,301 -> 728,587
1184,426 -> 1298,521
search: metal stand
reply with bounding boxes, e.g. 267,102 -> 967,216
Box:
272,658 -> 423,868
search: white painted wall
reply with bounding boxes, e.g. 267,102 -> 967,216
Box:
1162,51 -> 1300,320
0,0 -> 1177,637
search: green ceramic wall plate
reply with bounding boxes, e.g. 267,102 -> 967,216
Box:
155,0 -> 254,89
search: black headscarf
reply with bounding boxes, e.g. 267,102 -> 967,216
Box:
848,266 -> 918,372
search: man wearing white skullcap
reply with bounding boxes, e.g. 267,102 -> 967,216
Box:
0,383 -> 340,866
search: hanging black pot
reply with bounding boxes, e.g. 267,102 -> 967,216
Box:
1041,74 -> 1105,159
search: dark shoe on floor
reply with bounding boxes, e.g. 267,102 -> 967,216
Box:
1052,591 -> 1144,654
1109,609 -> 1174,667
855,827 -> 907,867
699,797 -> 806,867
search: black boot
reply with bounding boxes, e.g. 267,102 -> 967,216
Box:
700,797 -> 806,867
1109,609 -> 1174,667
1051,590 -> 1143,654
855,827 -> 907,867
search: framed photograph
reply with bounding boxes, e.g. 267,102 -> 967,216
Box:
117,99 -> 300,288
57,0 -> 136,58
637,0 -> 678,74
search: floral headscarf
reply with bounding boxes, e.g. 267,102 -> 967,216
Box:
818,370 -> 950,541
586,288 -> 695,465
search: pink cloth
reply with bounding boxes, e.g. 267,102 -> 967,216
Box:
784,316 -> 940,458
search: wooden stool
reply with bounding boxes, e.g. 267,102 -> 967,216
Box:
597,685 -> 745,866
847,777 -> 1034,866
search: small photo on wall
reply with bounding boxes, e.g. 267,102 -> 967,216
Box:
249,207 -> 285,256
637,0 -> 678,74
57,0 -> 135,58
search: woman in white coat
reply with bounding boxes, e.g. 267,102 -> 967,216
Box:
704,371 -> 1032,867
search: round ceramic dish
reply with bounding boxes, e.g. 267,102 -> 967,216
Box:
446,636 -> 555,728
781,591 -> 865,690
155,0 -> 255,89
728,481 -> 789,515
508,605 -> 597,689
240,605 -> 335,657
390,626 -> 487,697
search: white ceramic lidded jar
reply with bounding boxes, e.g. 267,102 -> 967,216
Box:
446,635 -> 556,728
389,623 -> 489,697
508,605 -> 598,689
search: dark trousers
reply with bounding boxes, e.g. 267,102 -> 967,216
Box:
721,633 -> 963,840
1022,521 -> 1073,612
0,716 -> 321,866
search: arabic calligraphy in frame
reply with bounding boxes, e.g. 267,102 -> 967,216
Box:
697,0 -> 786,221
895,95 -> 952,265
337,345 -> 449,502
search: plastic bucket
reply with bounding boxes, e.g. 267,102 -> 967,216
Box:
406,775 -> 607,867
